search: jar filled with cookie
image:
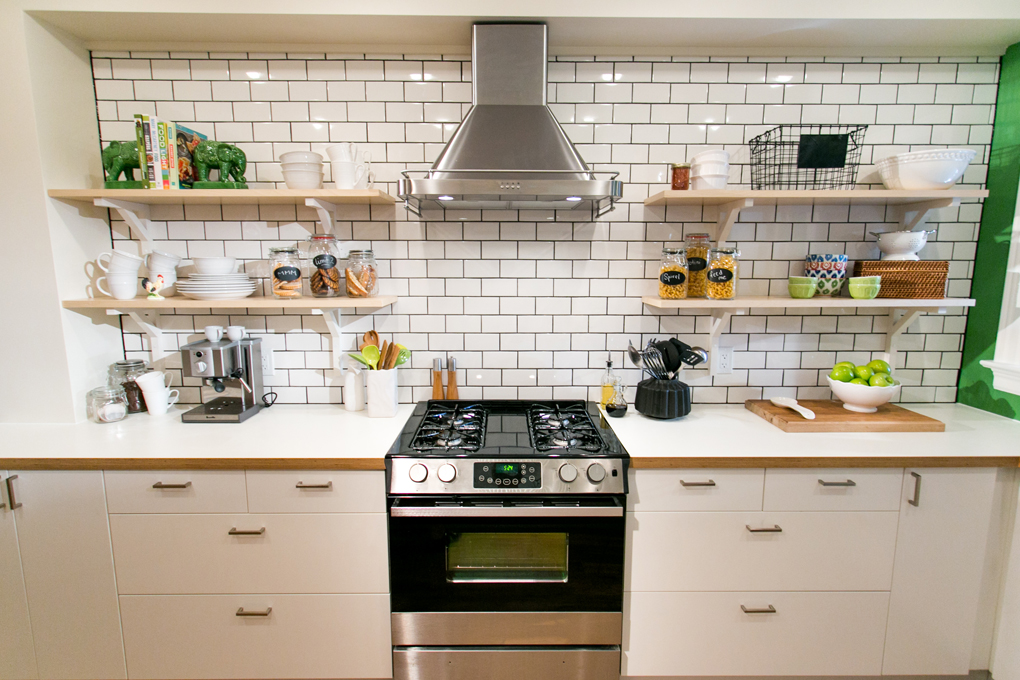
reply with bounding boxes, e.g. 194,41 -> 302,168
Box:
707,246 -> 739,300
345,249 -> 378,298
270,246 -> 303,299
307,235 -> 342,298
658,247 -> 688,299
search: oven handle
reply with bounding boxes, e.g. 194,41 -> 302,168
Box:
390,505 -> 624,518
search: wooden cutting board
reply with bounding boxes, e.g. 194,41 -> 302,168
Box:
745,400 -> 945,433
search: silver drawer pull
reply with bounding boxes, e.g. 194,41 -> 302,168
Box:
295,481 -> 333,489
229,527 -> 266,536
908,472 -> 922,507
746,524 -> 782,533
680,480 -> 716,487
6,476 -> 22,509
236,607 -> 272,617
152,481 -> 192,489
818,479 -> 856,487
741,605 -> 777,614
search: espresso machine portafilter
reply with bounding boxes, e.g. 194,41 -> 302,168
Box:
180,337 -> 264,423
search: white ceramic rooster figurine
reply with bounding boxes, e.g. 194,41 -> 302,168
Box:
141,275 -> 165,300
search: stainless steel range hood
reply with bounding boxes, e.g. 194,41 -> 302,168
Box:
397,23 -> 622,218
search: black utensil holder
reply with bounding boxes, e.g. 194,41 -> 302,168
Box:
635,378 -> 692,419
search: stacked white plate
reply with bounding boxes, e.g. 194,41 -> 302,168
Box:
175,274 -> 258,300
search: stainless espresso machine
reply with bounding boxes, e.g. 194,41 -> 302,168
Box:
180,337 -> 264,423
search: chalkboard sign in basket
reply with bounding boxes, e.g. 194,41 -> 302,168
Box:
749,124 -> 868,190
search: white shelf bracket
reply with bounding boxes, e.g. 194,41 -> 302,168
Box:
94,198 -> 156,252
895,197 -> 959,231
882,308 -> 933,364
707,309 -> 733,375
114,309 -> 166,361
715,198 -> 753,246
319,307 -> 367,374
305,199 -> 337,234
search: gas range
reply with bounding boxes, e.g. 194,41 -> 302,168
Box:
386,400 -> 629,496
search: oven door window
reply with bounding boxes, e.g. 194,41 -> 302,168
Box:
446,532 -> 568,583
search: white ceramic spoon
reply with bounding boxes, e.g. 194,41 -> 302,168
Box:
770,397 -> 816,420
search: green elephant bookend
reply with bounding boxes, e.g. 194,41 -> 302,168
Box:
192,140 -> 248,189
102,140 -> 144,189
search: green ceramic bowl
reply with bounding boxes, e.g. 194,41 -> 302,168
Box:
849,283 -> 882,299
849,276 -> 881,285
788,276 -> 815,285
788,283 -> 818,299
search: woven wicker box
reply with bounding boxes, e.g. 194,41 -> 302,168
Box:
853,261 -> 949,299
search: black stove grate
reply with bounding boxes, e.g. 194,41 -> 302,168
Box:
410,403 -> 488,452
528,403 -> 607,453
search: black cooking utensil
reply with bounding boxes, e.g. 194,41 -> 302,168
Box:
655,340 -> 681,374
669,338 -> 710,368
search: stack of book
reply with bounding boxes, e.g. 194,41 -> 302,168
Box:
133,114 -> 206,189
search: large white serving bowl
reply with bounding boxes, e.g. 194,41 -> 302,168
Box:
876,149 -> 976,190
191,257 -> 237,275
826,375 -> 901,413
282,168 -> 324,190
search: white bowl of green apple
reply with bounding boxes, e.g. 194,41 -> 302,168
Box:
826,360 -> 901,413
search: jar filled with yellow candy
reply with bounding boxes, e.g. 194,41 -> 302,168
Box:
658,247 -> 688,299
684,233 -> 711,297
706,247 -> 739,300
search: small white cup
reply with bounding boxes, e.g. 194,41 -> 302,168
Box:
226,326 -> 245,342
204,326 -> 224,342
96,273 -> 138,300
143,387 -> 180,416
97,251 -> 144,274
325,142 -> 356,163
146,250 -> 181,272
135,371 -> 172,392
333,161 -> 366,190
146,270 -> 177,297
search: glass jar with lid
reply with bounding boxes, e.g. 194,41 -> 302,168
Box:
345,249 -> 378,298
707,247 -> 740,300
307,235 -> 342,298
270,246 -> 303,299
86,386 -> 128,424
658,247 -> 688,299
684,233 -> 711,298
108,359 -> 148,413
670,163 -> 691,190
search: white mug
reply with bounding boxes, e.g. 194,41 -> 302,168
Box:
97,251 -> 144,274
333,161 -> 366,190
146,250 -> 181,271
146,270 -> 177,297
96,273 -> 138,300
325,142 -> 356,163
135,371 -> 172,392
226,326 -> 245,342
204,326 -> 224,342
143,387 -> 180,416
355,161 -> 375,190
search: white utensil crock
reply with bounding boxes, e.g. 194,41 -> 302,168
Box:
366,368 -> 398,418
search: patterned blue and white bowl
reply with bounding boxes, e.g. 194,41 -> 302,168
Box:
812,276 -> 845,296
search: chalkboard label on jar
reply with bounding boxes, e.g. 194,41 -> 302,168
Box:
707,268 -> 734,283
313,254 -> 337,270
688,257 -> 708,271
660,270 -> 687,285
274,266 -> 301,282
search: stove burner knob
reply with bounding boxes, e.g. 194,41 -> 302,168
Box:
408,464 -> 428,483
438,464 -> 457,483
558,463 -> 578,483
587,463 -> 607,484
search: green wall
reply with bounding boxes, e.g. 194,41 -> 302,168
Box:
958,43 -> 1020,420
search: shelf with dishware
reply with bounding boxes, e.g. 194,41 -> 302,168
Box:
642,295 -> 976,375
62,296 -> 399,370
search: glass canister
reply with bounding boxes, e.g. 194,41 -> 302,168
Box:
270,246 -> 303,299
685,233 -> 711,298
658,247 -> 688,299
307,235 -> 342,298
345,249 -> 378,298
707,246 -> 740,300
86,386 -> 128,424
670,163 -> 691,190
108,359 -> 148,413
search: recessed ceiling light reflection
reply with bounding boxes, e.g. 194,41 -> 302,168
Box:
566,196 -> 582,202
437,195 -> 454,201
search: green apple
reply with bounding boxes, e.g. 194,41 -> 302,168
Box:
850,378 -> 870,386
834,361 -> 856,370
869,373 -> 896,387
866,359 -> 892,375
830,365 -> 855,382
854,365 -> 875,381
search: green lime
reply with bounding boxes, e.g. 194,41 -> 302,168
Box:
869,373 -> 895,387
829,365 -> 855,382
866,359 -> 892,374
854,365 -> 875,381
850,378 -> 870,386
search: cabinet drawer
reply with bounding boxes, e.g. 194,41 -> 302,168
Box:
629,469 -> 764,511
246,471 -> 385,513
105,471 -> 247,514
623,591 -> 889,676
764,468 -> 904,511
110,514 -> 389,594
626,511 -> 897,592
120,594 -> 391,679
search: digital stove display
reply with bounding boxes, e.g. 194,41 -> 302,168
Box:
494,463 -> 520,477
474,462 -> 542,489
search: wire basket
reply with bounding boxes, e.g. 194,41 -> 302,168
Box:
749,125 -> 867,190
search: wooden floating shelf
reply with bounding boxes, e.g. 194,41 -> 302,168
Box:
62,296 -> 398,311
642,296 -> 976,310
48,188 -> 396,206
644,189 -> 989,207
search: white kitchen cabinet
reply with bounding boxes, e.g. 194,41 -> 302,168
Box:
0,471 -> 38,680
245,470 -> 386,513
105,470 -> 248,514
883,468 -> 998,675
10,470 -> 126,679
763,468 -> 904,511
627,468 -> 765,511
119,594 -> 392,679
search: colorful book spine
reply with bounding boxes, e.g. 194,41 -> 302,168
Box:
167,122 -> 180,189
133,115 -> 149,189
157,120 -> 170,190
141,115 -> 158,189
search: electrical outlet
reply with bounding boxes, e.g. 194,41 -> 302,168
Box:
715,346 -> 734,375
261,348 -> 275,376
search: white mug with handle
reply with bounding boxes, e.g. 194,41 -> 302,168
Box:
135,371 -> 173,392
143,388 -> 180,416
97,251 -> 144,274
96,273 -> 138,300
332,161 -> 366,190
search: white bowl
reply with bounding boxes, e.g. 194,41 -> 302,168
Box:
282,169 -> 324,190
826,375 -> 901,413
279,151 -> 323,164
691,161 -> 730,176
281,162 -> 323,172
191,257 -> 237,275
691,174 -> 729,190
870,229 -> 935,261
691,149 -> 730,165
876,149 -> 976,190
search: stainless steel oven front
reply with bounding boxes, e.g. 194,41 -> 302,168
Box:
387,495 -> 625,680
